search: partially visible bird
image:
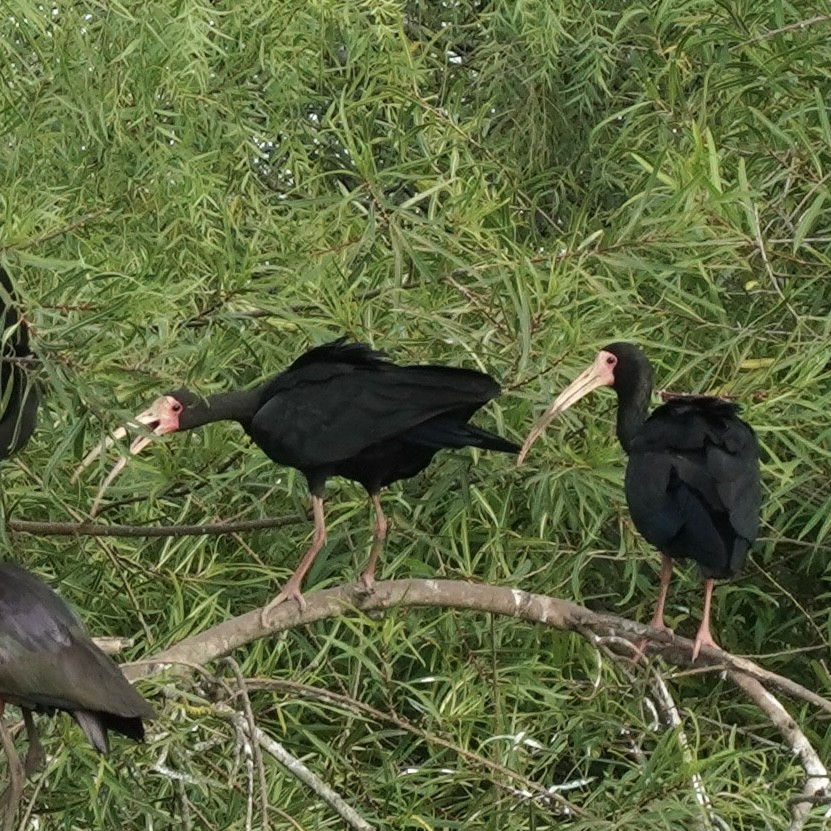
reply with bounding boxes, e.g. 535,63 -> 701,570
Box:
518,342 -> 761,660
75,338 -> 519,616
0,266 -> 39,460
0,560 -> 154,818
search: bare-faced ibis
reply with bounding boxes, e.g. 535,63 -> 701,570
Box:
0,267 -> 39,459
0,561 -> 154,810
518,342 -> 761,660
76,338 -> 519,616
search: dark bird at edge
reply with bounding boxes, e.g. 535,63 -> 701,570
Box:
517,342 -> 761,660
75,338 -> 519,617
0,266 -> 39,460
0,561 -> 154,763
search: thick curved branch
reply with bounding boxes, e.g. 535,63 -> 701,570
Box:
123,578 -> 831,715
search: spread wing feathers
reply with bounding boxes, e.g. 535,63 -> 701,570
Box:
251,349 -> 504,468
405,415 -> 519,453
624,398 -> 761,577
283,337 -> 389,373
0,564 -> 155,721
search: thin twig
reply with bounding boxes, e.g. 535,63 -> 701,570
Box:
122,579 -> 831,716
218,705 -> 375,831
728,671 -> 831,831
222,658 -> 269,831
0,720 -> 21,831
162,672 -> 375,830
6,515 -> 304,538
649,667 -> 720,830
3,210 -> 108,250
91,636 -> 134,654
751,202 -> 800,322
738,14 -> 831,46
591,634 -> 721,830
246,678 -> 582,816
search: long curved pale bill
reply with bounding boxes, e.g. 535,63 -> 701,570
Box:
73,404 -> 169,516
71,408 -> 160,483
88,432 -> 157,516
516,364 -> 609,466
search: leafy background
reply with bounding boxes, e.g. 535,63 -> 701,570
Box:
1,0 -> 830,828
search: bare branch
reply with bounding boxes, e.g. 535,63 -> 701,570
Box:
591,634 -> 722,830
738,15 -> 831,46
247,678 -> 582,817
217,704 -> 375,831
92,636 -> 134,654
222,659 -> 269,831
649,668 -> 722,830
123,579 -> 831,716
728,672 -> 831,831
7,515 -> 304,538
0,721 -> 22,831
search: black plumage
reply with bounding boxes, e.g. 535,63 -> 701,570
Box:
518,342 -> 761,659
0,562 -> 154,754
79,338 -> 519,615
625,396 -> 760,580
0,266 -> 39,459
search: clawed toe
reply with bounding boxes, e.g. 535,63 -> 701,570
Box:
260,584 -> 307,626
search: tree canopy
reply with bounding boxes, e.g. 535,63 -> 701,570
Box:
1,0 -> 831,828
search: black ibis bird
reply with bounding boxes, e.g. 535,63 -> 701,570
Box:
517,342 -> 761,660
0,560 -> 154,805
75,338 -> 519,616
0,266 -> 39,459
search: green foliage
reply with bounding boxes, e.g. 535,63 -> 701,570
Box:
1,0 -> 831,827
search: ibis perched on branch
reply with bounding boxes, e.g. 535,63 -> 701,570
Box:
76,338 -> 519,617
518,342 -> 761,660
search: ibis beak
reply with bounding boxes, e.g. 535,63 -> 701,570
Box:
517,353 -> 615,465
73,397 -> 179,516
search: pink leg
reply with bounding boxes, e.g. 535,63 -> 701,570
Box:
691,578 -> 720,661
262,495 -> 327,621
650,554 -> 675,634
635,554 -> 674,660
359,493 -> 387,591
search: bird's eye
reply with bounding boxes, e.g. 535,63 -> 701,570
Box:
606,355 -> 616,366
172,402 -> 183,413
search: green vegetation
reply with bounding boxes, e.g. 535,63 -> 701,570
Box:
2,0 -> 831,828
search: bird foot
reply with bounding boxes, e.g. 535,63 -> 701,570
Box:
356,570 -> 376,596
691,628 -> 720,662
261,582 -> 307,625
634,622 -> 674,662
650,621 -> 674,638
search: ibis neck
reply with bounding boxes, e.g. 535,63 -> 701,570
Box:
190,388 -> 262,428
614,384 -> 651,453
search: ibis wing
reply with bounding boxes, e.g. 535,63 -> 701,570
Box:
250,356 -> 502,469
0,564 -> 154,719
0,266 -> 39,459
625,398 -> 761,574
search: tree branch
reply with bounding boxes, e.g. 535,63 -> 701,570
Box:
122,579 -> 831,716
7,516 -> 304,538
728,671 -> 831,830
214,701 -> 375,831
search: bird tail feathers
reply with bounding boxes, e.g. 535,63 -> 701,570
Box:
405,419 -> 519,453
